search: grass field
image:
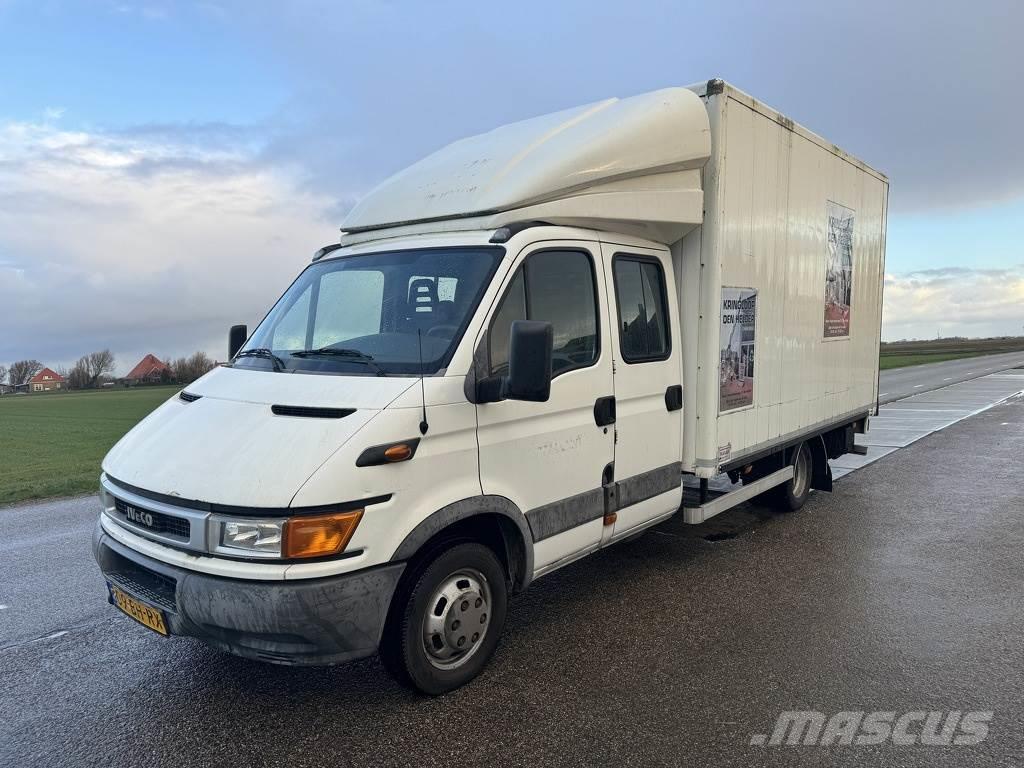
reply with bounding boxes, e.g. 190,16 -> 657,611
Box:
879,350 -> 1012,370
879,337 -> 1024,370
0,387 -> 177,505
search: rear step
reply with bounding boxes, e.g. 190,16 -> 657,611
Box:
681,466 -> 794,525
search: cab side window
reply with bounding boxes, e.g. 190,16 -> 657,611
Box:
612,256 -> 670,362
489,249 -> 599,377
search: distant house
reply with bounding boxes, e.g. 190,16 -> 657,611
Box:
123,354 -> 173,385
28,367 -> 66,393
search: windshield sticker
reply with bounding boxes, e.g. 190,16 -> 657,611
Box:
720,287 -> 757,412
824,201 -> 855,338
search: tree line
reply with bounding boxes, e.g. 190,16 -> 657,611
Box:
0,350 -> 217,390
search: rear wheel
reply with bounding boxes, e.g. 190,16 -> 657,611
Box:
743,441 -> 814,511
774,441 -> 813,511
380,542 -> 508,695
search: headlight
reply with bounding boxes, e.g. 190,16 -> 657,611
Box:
213,509 -> 363,560
219,519 -> 284,557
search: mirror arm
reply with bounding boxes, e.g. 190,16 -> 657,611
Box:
475,375 -> 506,404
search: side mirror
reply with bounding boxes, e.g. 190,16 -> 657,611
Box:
504,320 -> 553,402
228,324 -> 248,359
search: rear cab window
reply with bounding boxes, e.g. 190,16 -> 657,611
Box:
611,255 -> 671,363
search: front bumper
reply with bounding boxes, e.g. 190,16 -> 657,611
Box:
93,521 -> 405,666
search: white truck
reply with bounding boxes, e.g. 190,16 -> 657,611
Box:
94,80 -> 888,694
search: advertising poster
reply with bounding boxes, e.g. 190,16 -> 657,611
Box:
824,201 -> 855,338
719,287 -> 757,412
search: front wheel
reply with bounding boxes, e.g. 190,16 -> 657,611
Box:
381,542 -> 508,695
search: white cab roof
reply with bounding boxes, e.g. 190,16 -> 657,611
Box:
341,87 -> 711,244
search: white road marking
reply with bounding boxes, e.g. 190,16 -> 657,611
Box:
0,604 -> 8,610
913,384 -> 923,388
834,373 -> 1024,481
943,377 -> 952,381
30,630 -> 69,644
879,392 -> 889,397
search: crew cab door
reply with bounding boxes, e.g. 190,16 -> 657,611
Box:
600,242 -> 683,540
475,242 -> 615,575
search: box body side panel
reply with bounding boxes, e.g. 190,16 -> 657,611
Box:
686,92 -> 887,471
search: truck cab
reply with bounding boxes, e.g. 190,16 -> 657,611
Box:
94,225 -> 687,694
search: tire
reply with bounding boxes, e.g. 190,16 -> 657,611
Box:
742,441 -> 814,511
380,542 -> 508,695
774,441 -> 813,511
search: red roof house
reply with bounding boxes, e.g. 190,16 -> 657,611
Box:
29,367 -> 66,393
124,354 -> 172,383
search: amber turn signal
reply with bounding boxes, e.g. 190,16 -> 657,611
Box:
282,509 -> 363,559
383,443 -> 414,462
355,438 -> 421,467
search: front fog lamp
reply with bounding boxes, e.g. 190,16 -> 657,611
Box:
220,520 -> 284,556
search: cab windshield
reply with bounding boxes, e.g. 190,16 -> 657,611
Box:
236,246 -> 503,376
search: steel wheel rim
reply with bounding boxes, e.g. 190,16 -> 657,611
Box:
421,567 -> 492,670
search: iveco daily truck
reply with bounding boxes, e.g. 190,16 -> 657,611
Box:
94,80 -> 888,694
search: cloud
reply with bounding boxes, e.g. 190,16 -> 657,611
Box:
0,117 -> 339,373
882,267 -> 1024,340
218,0 -> 1024,215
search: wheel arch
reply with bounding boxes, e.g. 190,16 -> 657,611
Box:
390,495 -> 534,593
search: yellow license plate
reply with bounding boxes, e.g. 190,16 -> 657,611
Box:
108,583 -> 168,636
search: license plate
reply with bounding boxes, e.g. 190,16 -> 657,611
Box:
107,583 -> 168,636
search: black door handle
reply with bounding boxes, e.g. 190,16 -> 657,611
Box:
665,385 -> 682,412
594,396 -> 616,427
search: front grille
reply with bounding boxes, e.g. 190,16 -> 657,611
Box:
114,498 -> 191,540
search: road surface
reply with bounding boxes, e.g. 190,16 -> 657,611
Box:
2,368 -> 1023,767
878,349 -> 1024,404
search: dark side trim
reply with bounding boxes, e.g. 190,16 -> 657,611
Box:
614,462 -> 682,510
526,487 -> 605,542
526,461 -> 682,543
104,474 -> 391,517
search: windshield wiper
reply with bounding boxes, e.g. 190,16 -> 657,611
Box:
291,347 -> 385,376
234,348 -> 287,372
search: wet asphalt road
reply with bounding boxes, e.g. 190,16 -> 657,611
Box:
2,398 -> 1024,766
878,350 -> 1024,404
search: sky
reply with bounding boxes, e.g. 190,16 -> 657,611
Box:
1,0 -> 1022,374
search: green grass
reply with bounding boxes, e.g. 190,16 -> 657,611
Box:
878,350 -> 1006,370
879,337 -> 1024,371
0,387 -> 178,506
